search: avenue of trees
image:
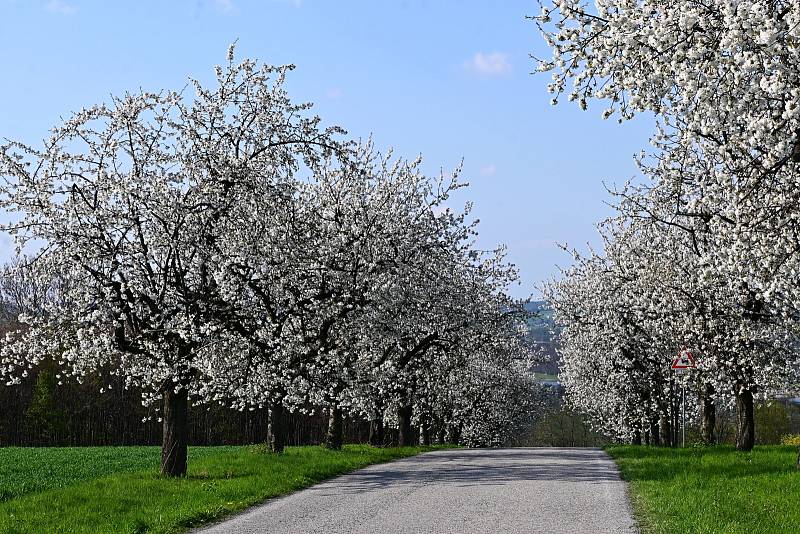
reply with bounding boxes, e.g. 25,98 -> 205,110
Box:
536,0 -> 800,456
0,47 -> 541,476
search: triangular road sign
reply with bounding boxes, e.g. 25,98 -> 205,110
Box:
671,349 -> 696,370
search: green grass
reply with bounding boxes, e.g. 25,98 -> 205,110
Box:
533,373 -> 559,382
0,444 -> 441,534
0,446 -> 236,501
606,445 -> 800,534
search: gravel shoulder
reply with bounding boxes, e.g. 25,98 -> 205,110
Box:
196,447 -> 638,534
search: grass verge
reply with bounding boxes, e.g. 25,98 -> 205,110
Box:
606,445 -> 800,534
0,444 -> 442,533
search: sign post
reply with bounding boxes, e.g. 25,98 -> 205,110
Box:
671,349 -> 696,447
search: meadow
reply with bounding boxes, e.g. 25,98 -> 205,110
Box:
0,444 -> 438,533
606,445 -> 800,534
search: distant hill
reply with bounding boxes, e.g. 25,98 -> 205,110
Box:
523,300 -> 555,343
523,300 -> 560,376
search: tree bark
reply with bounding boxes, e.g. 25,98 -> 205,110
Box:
649,418 -> 660,447
267,402 -> 285,453
324,405 -> 343,450
699,383 -> 716,445
421,421 -> 431,446
161,385 -> 189,477
735,387 -> 755,451
659,412 -> 672,447
436,425 -> 446,445
632,429 -> 642,446
368,416 -> 384,447
447,423 -> 462,445
397,404 -> 413,447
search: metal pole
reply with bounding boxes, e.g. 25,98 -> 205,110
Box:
682,384 -> 686,447
672,378 -> 676,447
671,378 -> 676,447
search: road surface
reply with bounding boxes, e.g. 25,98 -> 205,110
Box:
197,447 -> 637,534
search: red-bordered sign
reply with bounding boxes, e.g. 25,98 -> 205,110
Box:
671,349 -> 696,370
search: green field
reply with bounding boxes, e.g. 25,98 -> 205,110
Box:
532,372 -> 559,382
0,444 -> 439,534
606,445 -> 800,534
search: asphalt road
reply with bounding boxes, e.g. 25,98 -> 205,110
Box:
197,448 -> 638,534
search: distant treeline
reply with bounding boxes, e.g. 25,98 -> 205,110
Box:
0,357 -> 371,448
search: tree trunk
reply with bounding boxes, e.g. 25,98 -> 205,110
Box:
161,386 -> 188,477
659,412 -> 671,447
447,423 -> 462,445
421,421 -> 431,446
632,429 -> 642,446
325,406 -> 343,450
267,402 -> 285,453
700,383 -> 716,445
649,418 -> 660,447
735,387 -> 755,452
368,416 -> 384,447
436,426 -> 446,445
397,404 -> 413,447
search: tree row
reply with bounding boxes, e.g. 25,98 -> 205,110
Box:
0,48 -> 540,476
535,0 -> 800,454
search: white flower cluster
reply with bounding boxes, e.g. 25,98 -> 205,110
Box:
537,1 -> 800,446
0,48 -> 541,449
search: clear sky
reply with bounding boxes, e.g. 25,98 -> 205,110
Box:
0,0 -> 653,297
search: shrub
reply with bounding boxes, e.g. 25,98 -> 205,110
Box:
780,434 -> 800,446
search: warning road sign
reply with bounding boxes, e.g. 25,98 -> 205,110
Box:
671,349 -> 696,371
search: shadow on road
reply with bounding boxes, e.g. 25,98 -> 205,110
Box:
308,448 -> 621,495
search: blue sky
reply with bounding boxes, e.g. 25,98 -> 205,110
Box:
0,0 -> 652,297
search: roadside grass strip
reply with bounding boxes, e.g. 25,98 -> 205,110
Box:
606,445 -> 800,534
0,444 -> 441,533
